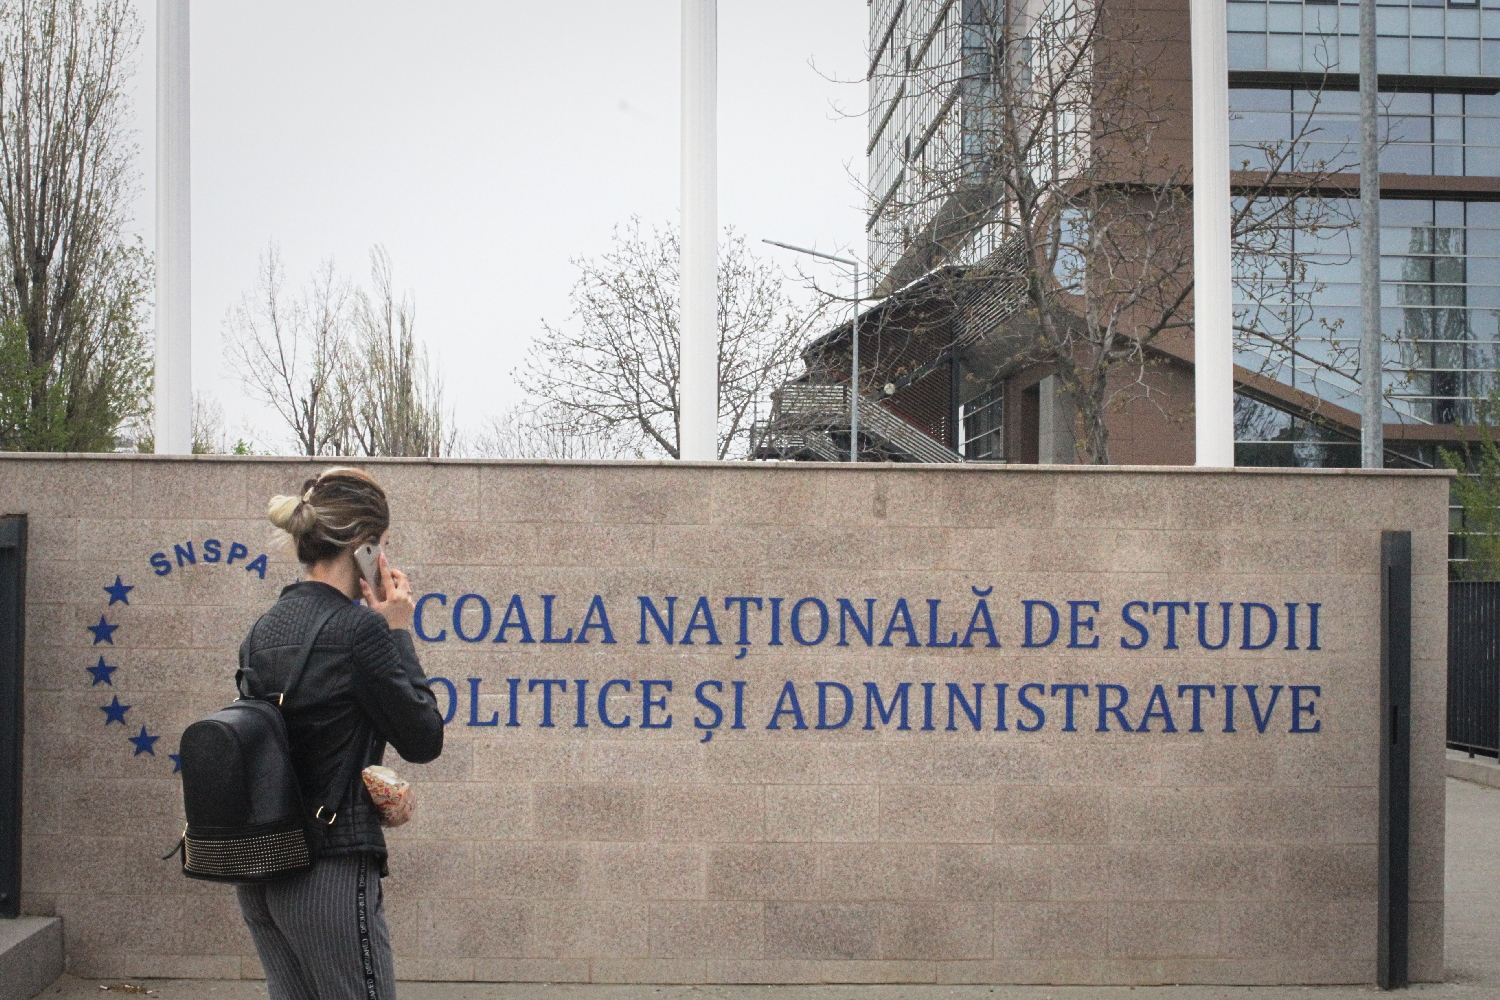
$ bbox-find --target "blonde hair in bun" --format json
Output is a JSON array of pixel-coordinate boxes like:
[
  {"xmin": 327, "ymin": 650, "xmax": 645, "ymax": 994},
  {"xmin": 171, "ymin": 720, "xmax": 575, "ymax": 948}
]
[
  {"xmin": 266, "ymin": 493, "xmax": 318, "ymax": 537},
  {"xmin": 266, "ymin": 467, "xmax": 389, "ymax": 565}
]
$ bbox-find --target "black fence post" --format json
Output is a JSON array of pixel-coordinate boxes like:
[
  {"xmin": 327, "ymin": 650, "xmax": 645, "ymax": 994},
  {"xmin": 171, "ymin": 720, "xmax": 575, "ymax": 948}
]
[
  {"xmin": 1379, "ymin": 530, "xmax": 1411, "ymax": 990},
  {"xmin": 0, "ymin": 515, "xmax": 27, "ymax": 919}
]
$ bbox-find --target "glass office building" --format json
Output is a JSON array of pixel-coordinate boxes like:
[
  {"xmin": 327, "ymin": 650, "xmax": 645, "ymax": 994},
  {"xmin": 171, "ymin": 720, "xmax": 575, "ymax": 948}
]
[{"xmin": 1227, "ymin": 0, "xmax": 1500, "ymax": 467}]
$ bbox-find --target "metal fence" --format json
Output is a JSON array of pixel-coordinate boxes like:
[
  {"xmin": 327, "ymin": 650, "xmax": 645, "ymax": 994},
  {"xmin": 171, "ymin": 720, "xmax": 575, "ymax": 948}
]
[{"xmin": 1449, "ymin": 580, "xmax": 1500, "ymax": 758}]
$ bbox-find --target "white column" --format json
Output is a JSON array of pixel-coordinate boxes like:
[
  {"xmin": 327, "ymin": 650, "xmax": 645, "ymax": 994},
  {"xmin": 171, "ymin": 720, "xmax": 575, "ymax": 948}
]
[
  {"xmin": 1191, "ymin": 0, "xmax": 1234, "ymax": 467},
  {"xmin": 678, "ymin": 0, "xmax": 718, "ymax": 461},
  {"xmin": 154, "ymin": 0, "xmax": 192, "ymax": 455}
]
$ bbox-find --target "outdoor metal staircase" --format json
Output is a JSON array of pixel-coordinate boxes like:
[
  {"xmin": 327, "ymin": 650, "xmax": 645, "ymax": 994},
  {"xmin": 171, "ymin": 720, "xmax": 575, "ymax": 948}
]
[{"xmin": 756, "ymin": 383, "xmax": 962, "ymax": 463}]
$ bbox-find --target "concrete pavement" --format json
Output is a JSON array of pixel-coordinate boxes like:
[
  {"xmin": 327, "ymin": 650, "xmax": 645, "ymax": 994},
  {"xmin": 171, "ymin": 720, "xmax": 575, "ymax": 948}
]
[{"xmin": 32, "ymin": 778, "xmax": 1500, "ymax": 1000}]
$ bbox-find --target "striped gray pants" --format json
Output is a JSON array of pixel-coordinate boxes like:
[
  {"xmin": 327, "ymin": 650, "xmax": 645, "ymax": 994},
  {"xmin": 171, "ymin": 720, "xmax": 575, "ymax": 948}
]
[{"xmin": 237, "ymin": 852, "xmax": 396, "ymax": 1000}]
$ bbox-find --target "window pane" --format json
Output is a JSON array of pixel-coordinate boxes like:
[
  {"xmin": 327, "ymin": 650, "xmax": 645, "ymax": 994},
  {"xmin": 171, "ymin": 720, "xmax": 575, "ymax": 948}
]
[
  {"xmin": 1232, "ymin": 88, "xmax": 1291, "ymax": 111},
  {"xmin": 1269, "ymin": 4, "xmax": 1304, "ymax": 30},
  {"xmin": 1452, "ymin": 9, "xmax": 1483, "ymax": 36},
  {"xmin": 1228, "ymin": 2, "xmax": 1269, "ymax": 30},
  {"xmin": 1412, "ymin": 37, "xmax": 1447, "ymax": 72},
  {"xmin": 1412, "ymin": 8, "xmax": 1446, "ymax": 34},
  {"xmin": 1269, "ymin": 33, "xmax": 1304, "ymax": 69},
  {"xmin": 1378, "ymin": 35, "xmax": 1412, "ymax": 71},
  {"xmin": 1229, "ymin": 32, "xmax": 1270, "ymax": 68},
  {"xmin": 1450, "ymin": 38, "xmax": 1482, "ymax": 74}
]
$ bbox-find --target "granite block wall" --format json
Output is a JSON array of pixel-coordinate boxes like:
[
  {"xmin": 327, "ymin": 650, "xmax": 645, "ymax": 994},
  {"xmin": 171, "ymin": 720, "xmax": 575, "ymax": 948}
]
[{"xmin": 3, "ymin": 456, "xmax": 1449, "ymax": 984}]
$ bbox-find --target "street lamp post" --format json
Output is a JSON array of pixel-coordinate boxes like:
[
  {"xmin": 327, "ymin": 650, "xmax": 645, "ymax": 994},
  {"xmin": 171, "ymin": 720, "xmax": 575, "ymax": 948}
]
[
  {"xmin": 1359, "ymin": 0, "xmax": 1383, "ymax": 469},
  {"xmin": 763, "ymin": 240, "xmax": 861, "ymax": 462}
]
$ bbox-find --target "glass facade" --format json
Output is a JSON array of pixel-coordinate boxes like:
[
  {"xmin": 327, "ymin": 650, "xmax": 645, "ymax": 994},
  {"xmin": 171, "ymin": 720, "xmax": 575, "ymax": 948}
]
[
  {"xmin": 1235, "ymin": 198, "xmax": 1500, "ymax": 427},
  {"xmin": 1227, "ymin": 0, "xmax": 1500, "ymax": 76},
  {"xmin": 1231, "ymin": 87, "xmax": 1500, "ymax": 176},
  {"xmin": 1234, "ymin": 393, "xmax": 1362, "ymax": 466}
]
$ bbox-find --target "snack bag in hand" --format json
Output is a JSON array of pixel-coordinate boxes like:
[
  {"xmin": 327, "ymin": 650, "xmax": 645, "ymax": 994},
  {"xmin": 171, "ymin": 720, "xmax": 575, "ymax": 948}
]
[{"xmin": 361, "ymin": 765, "xmax": 416, "ymax": 827}]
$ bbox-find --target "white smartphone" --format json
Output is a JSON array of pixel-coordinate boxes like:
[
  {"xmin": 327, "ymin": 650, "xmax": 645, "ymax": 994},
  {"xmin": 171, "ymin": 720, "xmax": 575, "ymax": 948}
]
[{"xmin": 354, "ymin": 541, "xmax": 385, "ymax": 601}]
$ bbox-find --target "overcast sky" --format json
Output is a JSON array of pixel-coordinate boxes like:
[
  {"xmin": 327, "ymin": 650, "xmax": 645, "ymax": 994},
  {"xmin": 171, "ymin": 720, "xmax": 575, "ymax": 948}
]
[{"xmin": 124, "ymin": 1, "xmax": 868, "ymax": 449}]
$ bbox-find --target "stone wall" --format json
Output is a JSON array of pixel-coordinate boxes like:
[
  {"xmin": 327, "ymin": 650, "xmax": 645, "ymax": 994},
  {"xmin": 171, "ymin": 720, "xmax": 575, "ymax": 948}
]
[{"xmin": 4, "ymin": 456, "xmax": 1450, "ymax": 985}]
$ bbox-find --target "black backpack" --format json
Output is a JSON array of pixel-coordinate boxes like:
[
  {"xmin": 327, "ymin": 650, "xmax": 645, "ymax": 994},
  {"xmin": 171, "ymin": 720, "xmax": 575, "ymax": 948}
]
[{"xmin": 171, "ymin": 604, "xmax": 362, "ymax": 884}]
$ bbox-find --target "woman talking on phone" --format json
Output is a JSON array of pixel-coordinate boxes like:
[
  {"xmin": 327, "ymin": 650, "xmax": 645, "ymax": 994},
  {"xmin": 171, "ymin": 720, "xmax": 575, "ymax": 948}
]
[{"xmin": 238, "ymin": 467, "xmax": 443, "ymax": 999}]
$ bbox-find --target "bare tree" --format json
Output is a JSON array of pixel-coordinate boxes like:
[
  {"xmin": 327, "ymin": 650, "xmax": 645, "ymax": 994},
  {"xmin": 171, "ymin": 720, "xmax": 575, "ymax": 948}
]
[
  {"xmin": 223, "ymin": 246, "xmax": 354, "ymax": 456},
  {"xmin": 521, "ymin": 220, "xmax": 819, "ymax": 459},
  {"xmin": 191, "ymin": 391, "xmax": 225, "ymax": 454},
  {"xmin": 344, "ymin": 247, "xmax": 453, "ymax": 457},
  {"xmin": 468, "ymin": 401, "xmax": 633, "ymax": 460},
  {"xmin": 865, "ymin": 0, "xmax": 1355, "ymax": 463},
  {"xmin": 0, "ymin": 0, "xmax": 152, "ymax": 451}
]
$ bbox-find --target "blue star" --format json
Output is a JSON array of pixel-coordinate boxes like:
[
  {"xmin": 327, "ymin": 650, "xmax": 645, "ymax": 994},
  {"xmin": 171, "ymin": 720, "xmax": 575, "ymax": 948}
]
[
  {"xmin": 103, "ymin": 576, "xmax": 133, "ymax": 605},
  {"xmin": 169, "ymin": 753, "xmax": 183, "ymax": 774},
  {"xmin": 86, "ymin": 657, "xmax": 117, "ymax": 686},
  {"xmin": 129, "ymin": 726, "xmax": 159, "ymax": 756},
  {"xmin": 87, "ymin": 616, "xmax": 117, "ymax": 645},
  {"xmin": 100, "ymin": 696, "xmax": 130, "ymax": 725}
]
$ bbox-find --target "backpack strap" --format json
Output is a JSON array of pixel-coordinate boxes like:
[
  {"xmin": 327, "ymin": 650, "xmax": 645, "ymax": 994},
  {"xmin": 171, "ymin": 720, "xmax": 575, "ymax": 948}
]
[
  {"xmin": 309, "ymin": 722, "xmax": 376, "ymax": 828},
  {"xmin": 237, "ymin": 602, "xmax": 343, "ymax": 705},
  {"xmin": 273, "ymin": 603, "xmax": 344, "ymax": 706}
]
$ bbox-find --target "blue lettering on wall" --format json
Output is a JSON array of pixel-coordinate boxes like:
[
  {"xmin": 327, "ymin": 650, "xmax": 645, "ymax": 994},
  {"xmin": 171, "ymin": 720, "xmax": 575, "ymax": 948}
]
[
  {"xmin": 946, "ymin": 682, "xmax": 983, "ymax": 731},
  {"xmin": 766, "ymin": 681, "xmax": 808, "ymax": 730},
  {"xmin": 1137, "ymin": 684, "xmax": 1178, "ymax": 733},
  {"xmin": 1290, "ymin": 685, "xmax": 1322, "ymax": 732},
  {"xmin": 816, "ymin": 681, "xmax": 854, "ymax": 729},
  {"xmin": 1051, "ymin": 683, "xmax": 1090, "ymax": 732},
  {"xmin": 415, "ymin": 593, "xmax": 448, "ymax": 641},
  {"xmin": 791, "ymin": 598, "xmax": 829, "ymax": 646},
  {"xmin": 1097, "ymin": 683, "xmax": 1132, "ymax": 732},
  {"xmin": 1120, "ymin": 602, "xmax": 1150, "ymax": 650},
  {"xmin": 599, "ymin": 679, "xmax": 633, "ymax": 728},
  {"xmin": 681, "ymin": 597, "xmax": 721, "ymax": 645},
  {"xmin": 641, "ymin": 680, "xmax": 673, "ymax": 728},
  {"xmin": 467, "ymin": 678, "xmax": 499, "ymax": 726},
  {"xmin": 1178, "ymin": 684, "xmax": 1216, "ymax": 732},
  {"xmin": 881, "ymin": 599, "xmax": 920, "ymax": 647},
  {"xmin": 1023, "ymin": 601, "xmax": 1060, "ymax": 647},
  {"xmin": 496, "ymin": 595, "xmax": 535, "ymax": 643},
  {"xmin": 528, "ymin": 679, "xmax": 568, "ymax": 726},
  {"xmin": 838, "ymin": 598, "xmax": 876, "ymax": 646},
  {"xmin": 1245, "ymin": 684, "xmax": 1283, "ymax": 733},
  {"xmin": 639, "ymin": 596, "xmax": 676, "ymax": 645},
  {"xmin": 1241, "ymin": 603, "xmax": 1278, "ymax": 650},
  {"xmin": 1016, "ymin": 683, "xmax": 1046, "ymax": 731},
  {"xmin": 149, "ymin": 540, "xmax": 266, "ymax": 577},
  {"xmin": 1068, "ymin": 601, "xmax": 1101, "ymax": 649},
  {"xmin": 695, "ymin": 680, "xmax": 724, "ymax": 742},
  {"xmin": 864, "ymin": 681, "xmax": 911, "ymax": 730},
  {"xmin": 577, "ymin": 596, "xmax": 616, "ymax": 644},
  {"xmin": 420, "ymin": 675, "xmax": 1328, "ymax": 737},
  {"xmin": 541, "ymin": 596, "xmax": 575, "ymax": 644},
  {"xmin": 430, "ymin": 677, "xmax": 458, "ymax": 724},
  {"xmin": 454, "ymin": 594, "xmax": 492, "ymax": 642}
]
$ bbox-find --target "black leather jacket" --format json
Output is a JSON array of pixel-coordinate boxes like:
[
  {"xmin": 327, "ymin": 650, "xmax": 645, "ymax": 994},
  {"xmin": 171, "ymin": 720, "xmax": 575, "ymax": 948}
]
[{"xmin": 238, "ymin": 581, "xmax": 443, "ymax": 869}]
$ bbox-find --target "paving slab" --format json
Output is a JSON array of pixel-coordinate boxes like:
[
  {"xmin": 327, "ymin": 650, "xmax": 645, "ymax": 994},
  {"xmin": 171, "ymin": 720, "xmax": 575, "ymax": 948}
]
[{"xmin": 30, "ymin": 778, "xmax": 1500, "ymax": 1000}]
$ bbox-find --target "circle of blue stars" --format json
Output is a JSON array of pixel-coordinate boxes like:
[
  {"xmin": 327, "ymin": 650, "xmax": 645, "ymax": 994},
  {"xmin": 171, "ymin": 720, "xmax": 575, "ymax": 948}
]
[{"xmin": 89, "ymin": 575, "xmax": 178, "ymax": 772}]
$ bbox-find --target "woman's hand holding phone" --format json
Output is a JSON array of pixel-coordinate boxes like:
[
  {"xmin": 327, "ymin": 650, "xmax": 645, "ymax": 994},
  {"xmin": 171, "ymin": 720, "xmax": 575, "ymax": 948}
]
[{"xmin": 361, "ymin": 552, "xmax": 414, "ymax": 632}]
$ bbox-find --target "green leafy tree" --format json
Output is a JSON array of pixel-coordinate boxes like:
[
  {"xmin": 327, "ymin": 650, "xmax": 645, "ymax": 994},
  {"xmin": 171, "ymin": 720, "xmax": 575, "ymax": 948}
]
[
  {"xmin": 0, "ymin": 0, "xmax": 153, "ymax": 451},
  {"xmin": 1443, "ymin": 391, "xmax": 1500, "ymax": 580}
]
